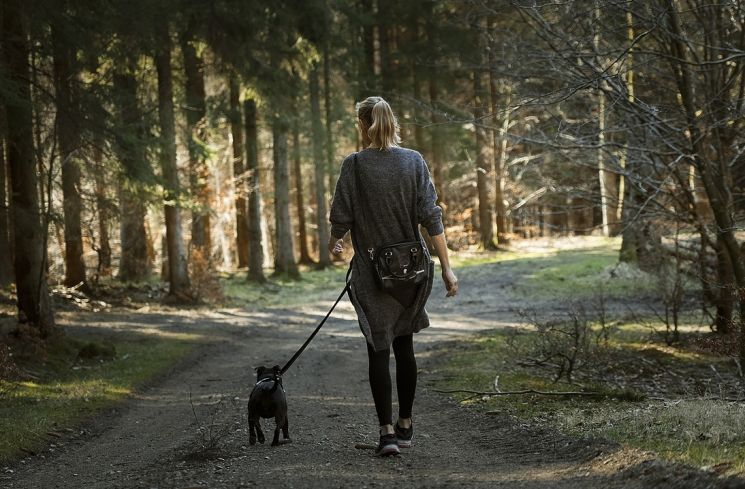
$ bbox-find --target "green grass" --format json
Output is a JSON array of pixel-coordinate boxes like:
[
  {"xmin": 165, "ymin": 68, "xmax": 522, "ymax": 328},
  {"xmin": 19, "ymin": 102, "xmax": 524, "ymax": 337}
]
[
  {"xmin": 562, "ymin": 399, "xmax": 745, "ymax": 471},
  {"xmin": 0, "ymin": 330, "xmax": 200, "ymax": 462},
  {"xmin": 450, "ymin": 249, "xmax": 544, "ymax": 268},
  {"xmin": 221, "ymin": 264, "xmax": 349, "ymax": 309},
  {"xmin": 516, "ymin": 248, "xmax": 655, "ymax": 298},
  {"xmin": 451, "ymin": 238, "xmax": 658, "ymax": 300},
  {"xmin": 436, "ymin": 326, "xmax": 745, "ymax": 474}
]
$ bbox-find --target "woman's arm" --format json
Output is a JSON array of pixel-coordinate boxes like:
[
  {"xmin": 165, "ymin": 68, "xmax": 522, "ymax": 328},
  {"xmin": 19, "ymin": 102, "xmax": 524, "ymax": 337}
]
[
  {"xmin": 430, "ymin": 233, "xmax": 458, "ymax": 297},
  {"xmin": 328, "ymin": 156, "xmax": 354, "ymax": 256}
]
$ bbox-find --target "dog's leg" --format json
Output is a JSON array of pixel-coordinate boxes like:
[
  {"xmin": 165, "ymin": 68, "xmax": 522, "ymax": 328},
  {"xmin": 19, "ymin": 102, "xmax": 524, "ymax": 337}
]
[
  {"xmin": 282, "ymin": 416, "xmax": 290, "ymax": 442},
  {"xmin": 248, "ymin": 416, "xmax": 257, "ymax": 446},
  {"xmin": 255, "ymin": 420, "xmax": 265, "ymax": 444},
  {"xmin": 271, "ymin": 416, "xmax": 281, "ymax": 446}
]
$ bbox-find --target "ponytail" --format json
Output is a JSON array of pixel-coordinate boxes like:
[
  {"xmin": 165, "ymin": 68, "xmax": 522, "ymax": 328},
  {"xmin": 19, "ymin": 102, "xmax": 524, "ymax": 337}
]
[{"xmin": 356, "ymin": 96, "xmax": 401, "ymax": 150}]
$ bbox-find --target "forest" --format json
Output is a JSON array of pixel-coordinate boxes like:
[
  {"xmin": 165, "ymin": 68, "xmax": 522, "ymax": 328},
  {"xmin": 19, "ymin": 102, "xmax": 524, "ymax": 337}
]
[{"xmin": 1, "ymin": 0, "xmax": 745, "ymax": 486}]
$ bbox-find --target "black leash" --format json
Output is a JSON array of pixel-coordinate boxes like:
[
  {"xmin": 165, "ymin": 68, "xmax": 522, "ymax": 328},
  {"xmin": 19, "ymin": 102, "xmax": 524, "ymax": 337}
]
[{"xmin": 279, "ymin": 274, "xmax": 352, "ymax": 375}]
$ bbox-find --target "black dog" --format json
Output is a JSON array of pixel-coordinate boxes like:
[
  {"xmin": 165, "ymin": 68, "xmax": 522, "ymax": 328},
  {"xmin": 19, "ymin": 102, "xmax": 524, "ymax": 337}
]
[{"xmin": 247, "ymin": 365, "xmax": 290, "ymax": 446}]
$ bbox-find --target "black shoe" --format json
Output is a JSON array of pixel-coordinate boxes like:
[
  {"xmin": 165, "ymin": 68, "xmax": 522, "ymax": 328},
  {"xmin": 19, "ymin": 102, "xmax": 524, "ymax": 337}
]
[
  {"xmin": 395, "ymin": 422, "xmax": 413, "ymax": 448},
  {"xmin": 375, "ymin": 433, "xmax": 400, "ymax": 457}
]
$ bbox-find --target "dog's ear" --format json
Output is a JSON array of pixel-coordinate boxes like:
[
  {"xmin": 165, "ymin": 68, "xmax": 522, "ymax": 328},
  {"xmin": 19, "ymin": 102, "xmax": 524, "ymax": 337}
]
[{"xmin": 255, "ymin": 366, "xmax": 267, "ymax": 375}]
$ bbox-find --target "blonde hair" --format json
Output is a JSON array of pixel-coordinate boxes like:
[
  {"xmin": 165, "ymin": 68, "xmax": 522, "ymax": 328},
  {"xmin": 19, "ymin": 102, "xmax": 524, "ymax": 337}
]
[{"xmin": 356, "ymin": 96, "xmax": 401, "ymax": 150}]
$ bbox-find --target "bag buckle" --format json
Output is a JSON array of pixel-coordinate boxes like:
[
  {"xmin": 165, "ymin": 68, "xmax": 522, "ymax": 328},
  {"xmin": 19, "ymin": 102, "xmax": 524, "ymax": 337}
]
[{"xmin": 368, "ymin": 248, "xmax": 375, "ymax": 260}]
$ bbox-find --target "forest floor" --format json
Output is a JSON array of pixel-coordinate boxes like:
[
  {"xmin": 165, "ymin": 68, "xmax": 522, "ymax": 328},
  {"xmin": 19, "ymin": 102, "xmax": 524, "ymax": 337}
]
[{"xmin": 2, "ymin": 236, "xmax": 744, "ymax": 488}]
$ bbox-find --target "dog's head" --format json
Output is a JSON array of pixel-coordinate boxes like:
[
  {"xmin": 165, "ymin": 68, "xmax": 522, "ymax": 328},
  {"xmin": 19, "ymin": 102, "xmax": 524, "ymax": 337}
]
[{"xmin": 255, "ymin": 364, "xmax": 281, "ymax": 383}]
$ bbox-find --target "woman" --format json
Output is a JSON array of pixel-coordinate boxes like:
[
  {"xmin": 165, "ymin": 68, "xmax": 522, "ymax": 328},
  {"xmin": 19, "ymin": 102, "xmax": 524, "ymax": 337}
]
[{"xmin": 328, "ymin": 96, "xmax": 458, "ymax": 457}]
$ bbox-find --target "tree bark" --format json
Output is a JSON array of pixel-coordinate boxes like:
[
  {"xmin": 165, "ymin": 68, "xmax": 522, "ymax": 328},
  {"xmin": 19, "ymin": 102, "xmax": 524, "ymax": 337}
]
[
  {"xmin": 292, "ymin": 117, "xmax": 312, "ymax": 265},
  {"xmin": 112, "ymin": 63, "xmax": 151, "ymax": 281},
  {"xmin": 593, "ymin": 2, "xmax": 618, "ymax": 238},
  {"xmin": 52, "ymin": 21, "xmax": 87, "ymax": 289},
  {"xmin": 243, "ymin": 99, "xmax": 266, "ymax": 283},
  {"xmin": 3, "ymin": 0, "xmax": 55, "ymax": 333},
  {"xmin": 426, "ymin": 6, "xmax": 445, "ymax": 222},
  {"xmin": 322, "ymin": 44, "xmax": 335, "ymax": 252},
  {"xmin": 473, "ymin": 64, "xmax": 496, "ymax": 250},
  {"xmin": 0, "ymin": 106, "xmax": 12, "ymax": 286},
  {"xmin": 410, "ymin": 14, "xmax": 425, "ymax": 153},
  {"xmin": 181, "ymin": 26, "xmax": 211, "ymax": 254},
  {"xmin": 488, "ymin": 18, "xmax": 509, "ymax": 246},
  {"xmin": 92, "ymin": 139, "xmax": 111, "ymax": 278},
  {"xmin": 615, "ymin": 10, "xmax": 634, "ymax": 231},
  {"xmin": 155, "ymin": 20, "xmax": 190, "ymax": 297},
  {"xmin": 272, "ymin": 117, "xmax": 299, "ymax": 277},
  {"xmin": 377, "ymin": 0, "xmax": 393, "ymax": 94},
  {"xmin": 230, "ymin": 75, "xmax": 250, "ymax": 269},
  {"xmin": 311, "ymin": 63, "xmax": 331, "ymax": 268}
]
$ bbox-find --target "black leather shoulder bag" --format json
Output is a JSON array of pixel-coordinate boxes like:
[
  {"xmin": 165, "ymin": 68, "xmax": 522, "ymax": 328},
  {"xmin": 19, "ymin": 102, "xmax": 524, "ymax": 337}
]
[{"xmin": 352, "ymin": 153, "xmax": 429, "ymax": 290}]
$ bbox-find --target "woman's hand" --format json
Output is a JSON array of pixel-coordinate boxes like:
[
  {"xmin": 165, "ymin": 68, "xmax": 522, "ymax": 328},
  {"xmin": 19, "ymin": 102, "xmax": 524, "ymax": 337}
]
[
  {"xmin": 328, "ymin": 237, "xmax": 344, "ymax": 256},
  {"xmin": 442, "ymin": 267, "xmax": 458, "ymax": 297}
]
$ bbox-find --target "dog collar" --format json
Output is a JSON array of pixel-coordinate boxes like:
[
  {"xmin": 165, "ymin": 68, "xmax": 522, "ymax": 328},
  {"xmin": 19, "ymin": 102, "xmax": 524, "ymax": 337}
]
[{"xmin": 254, "ymin": 376, "xmax": 282, "ymax": 385}]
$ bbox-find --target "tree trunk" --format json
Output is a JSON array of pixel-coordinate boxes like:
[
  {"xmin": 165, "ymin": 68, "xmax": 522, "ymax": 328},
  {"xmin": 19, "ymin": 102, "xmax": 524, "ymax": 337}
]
[
  {"xmin": 311, "ymin": 63, "xmax": 331, "ymax": 268},
  {"xmin": 377, "ymin": 0, "xmax": 393, "ymax": 94},
  {"xmin": 322, "ymin": 44, "xmax": 335, "ymax": 252},
  {"xmin": 488, "ymin": 18, "xmax": 509, "ymax": 246},
  {"xmin": 92, "ymin": 139, "xmax": 111, "ymax": 278},
  {"xmin": 112, "ymin": 64, "xmax": 151, "ymax": 281},
  {"xmin": 410, "ymin": 15, "xmax": 425, "ymax": 153},
  {"xmin": 181, "ymin": 26, "xmax": 211, "ymax": 254},
  {"xmin": 155, "ymin": 21, "xmax": 191, "ymax": 297},
  {"xmin": 615, "ymin": 10, "xmax": 634, "ymax": 231},
  {"xmin": 596, "ymin": 90, "xmax": 617, "ymax": 237},
  {"xmin": 52, "ymin": 22, "xmax": 87, "ymax": 289},
  {"xmin": 473, "ymin": 65, "xmax": 496, "ymax": 250},
  {"xmin": 0, "ymin": 106, "xmax": 12, "ymax": 286},
  {"xmin": 618, "ymin": 164, "xmax": 639, "ymax": 263},
  {"xmin": 3, "ymin": 0, "xmax": 55, "ymax": 333},
  {"xmin": 593, "ymin": 2, "xmax": 618, "ymax": 237},
  {"xmin": 714, "ymin": 235, "xmax": 734, "ymax": 334},
  {"xmin": 359, "ymin": 0, "xmax": 376, "ymax": 93},
  {"xmin": 244, "ymin": 99, "xmax": 266, "ymax": 283},
  {"xmin": 230, "ymin": 75, "xmax": 250, "ymax": 269},
  {"xmin": 426, "ymin": 7, "xmax": 445, "ymax": 222},
  {"xmin": 665, "ymin": 0, "xmax": 745, "ymax": 363},
  {"xmin": 292, "ymin": 117, "xmax": 313, "ymax": 265},
  {"xmin": 118, "ymin": 186, "xmax": 149, "ymax": 281},
  {"xmin": 272, "ymin": 117, "xmax": 299, "ymax": 277}
]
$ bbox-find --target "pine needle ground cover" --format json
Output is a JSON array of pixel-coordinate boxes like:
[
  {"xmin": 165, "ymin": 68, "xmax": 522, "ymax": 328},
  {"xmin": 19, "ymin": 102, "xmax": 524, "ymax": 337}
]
[{"xmin": 434, "ymin": 238, "xmax": 745, "ymax": 475}]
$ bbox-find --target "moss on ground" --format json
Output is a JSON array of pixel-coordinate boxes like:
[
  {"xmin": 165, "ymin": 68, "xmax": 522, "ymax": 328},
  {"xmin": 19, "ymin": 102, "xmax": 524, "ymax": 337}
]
[
  {"xmin": 0, "ymin": 331, "xmax": 200, "ymax": 462},
  {"xmin": 221, "ymin": 264, "xmax": 349, "ymax": 309}
]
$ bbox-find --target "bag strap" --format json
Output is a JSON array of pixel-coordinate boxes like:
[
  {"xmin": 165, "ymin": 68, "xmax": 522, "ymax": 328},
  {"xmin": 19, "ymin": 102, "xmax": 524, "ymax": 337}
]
[{"xmin": 351, "ymin": 152, "xmax": 420, "ymax": 250}]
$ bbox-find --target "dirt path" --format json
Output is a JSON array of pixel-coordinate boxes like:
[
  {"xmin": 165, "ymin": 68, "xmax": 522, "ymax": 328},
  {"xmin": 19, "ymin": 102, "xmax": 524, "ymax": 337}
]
[{"xmin": 3, "ymin": 244, "xmax": 742, "ymax": 488}]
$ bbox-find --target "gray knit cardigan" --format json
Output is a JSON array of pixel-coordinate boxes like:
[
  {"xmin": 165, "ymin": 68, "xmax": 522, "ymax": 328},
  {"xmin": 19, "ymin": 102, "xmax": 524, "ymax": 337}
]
[{"xmin": 329, "ymin": 147, "xmax": 444, "ymax": 351}]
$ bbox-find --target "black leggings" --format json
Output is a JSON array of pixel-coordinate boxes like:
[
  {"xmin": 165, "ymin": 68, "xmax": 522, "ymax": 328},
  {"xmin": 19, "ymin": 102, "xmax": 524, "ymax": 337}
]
[{"xmin": 366, "ymin": 334, "xmax": 417, "ymax": 426}]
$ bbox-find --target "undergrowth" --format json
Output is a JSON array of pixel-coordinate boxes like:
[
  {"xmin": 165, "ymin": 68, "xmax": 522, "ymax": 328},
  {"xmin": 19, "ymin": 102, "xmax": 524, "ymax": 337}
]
[
  {"xmin": 436, "ymin": 238, "xmax": 744, "ymax": 475},
  {"xmin": 0, "ymin": 330, "xmax": 199, "ymax": 462},
  {"xmin": 435, "ymin": 325, "xmax": 745, "ymax": 474}
]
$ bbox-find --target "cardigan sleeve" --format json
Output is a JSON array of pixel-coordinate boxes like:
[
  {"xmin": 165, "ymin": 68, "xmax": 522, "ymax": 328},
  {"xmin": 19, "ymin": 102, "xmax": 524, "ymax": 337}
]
[
  {"xmin": 329, "ymin": 155, "xmax": 354, "ymax": 239},
  {"xmin": 416, "ymin": 153, "xmax": 444, "ymax": 236}
]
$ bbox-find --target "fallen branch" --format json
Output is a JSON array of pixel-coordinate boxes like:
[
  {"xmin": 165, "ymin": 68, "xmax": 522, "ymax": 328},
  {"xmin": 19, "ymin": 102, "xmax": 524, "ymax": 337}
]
[{"xmin": 433, "ymin": 388, "xmax": 602, "ymax": 398}]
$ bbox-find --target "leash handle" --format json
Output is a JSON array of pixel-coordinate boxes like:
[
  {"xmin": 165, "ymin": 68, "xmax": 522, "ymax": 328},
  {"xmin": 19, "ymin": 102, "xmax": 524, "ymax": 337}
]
[{"xmin": 279, "ymin": 278, "xmax": 351, "ymax": 375}]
